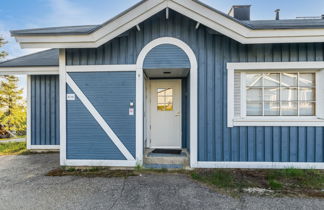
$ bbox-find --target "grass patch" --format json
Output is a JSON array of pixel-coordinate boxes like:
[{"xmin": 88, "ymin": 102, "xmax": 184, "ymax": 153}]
[
  {"xmin": 0, "ymin": 142, "xmax": 27, "ymax": 155},
  {"xmin": 190, "ymin": 169, "xmax": 324, "ymax": 197}
]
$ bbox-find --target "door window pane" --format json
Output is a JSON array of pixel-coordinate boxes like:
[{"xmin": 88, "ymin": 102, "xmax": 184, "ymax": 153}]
[{"xmin": 157, "ymin": 88, "xmax": 173, "ymax": 111}]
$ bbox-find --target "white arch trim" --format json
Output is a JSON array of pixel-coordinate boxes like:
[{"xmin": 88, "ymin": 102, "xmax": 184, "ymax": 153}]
[{"xmin": 135, "ymin": 37, "xmax": 198, "ymax": 167}]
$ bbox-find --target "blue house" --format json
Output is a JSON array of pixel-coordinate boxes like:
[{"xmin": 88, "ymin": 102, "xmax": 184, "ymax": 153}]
[{"xmin": 1, "ymin": 0, "xmax": 324, "ymax": 169}]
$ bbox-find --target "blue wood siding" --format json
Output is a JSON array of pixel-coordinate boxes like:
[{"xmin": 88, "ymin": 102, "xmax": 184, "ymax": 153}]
[
  {"xmin": 31, "ymin": 75, "xmax": 59, "ymax": 145},
  {"xmin": 66, "ymin": 9, "xmax": 324, "ymax": 162},
  {"xmin": 66, "ymin": 72, "xmax": 136, "ymax": 160},
  {"xmin": 143, "ymin": 44, "xmax": 190, "ymax": 69}
]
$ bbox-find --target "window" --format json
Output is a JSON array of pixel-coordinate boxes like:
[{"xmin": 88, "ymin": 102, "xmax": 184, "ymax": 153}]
[
  {"xmin": 157, "ymin": 88, "xmax": 173, "ymax": 111},
  {"xmin": 246, "ymin": 73, "xmax": 316, "ymax": 116},
  {"xmin": 227, "ymin": 62, "xmax": 324, "ymax": 127}
]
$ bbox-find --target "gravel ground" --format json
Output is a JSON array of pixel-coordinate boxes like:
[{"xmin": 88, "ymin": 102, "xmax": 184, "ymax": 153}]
[{"xmin": 0, "ymin": 154, "xmax": 323, "ymax": 210}]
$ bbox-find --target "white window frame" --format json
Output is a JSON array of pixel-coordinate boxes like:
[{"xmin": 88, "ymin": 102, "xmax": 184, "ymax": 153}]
[{"xmin": 227, "ymin": 62, "xmax": 324, "ymax": 127}]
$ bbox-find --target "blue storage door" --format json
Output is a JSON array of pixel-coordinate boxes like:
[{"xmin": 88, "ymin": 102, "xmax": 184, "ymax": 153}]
[{"xmin": 66, "ymin": 72, "xmax": 136, "ymax": 161}]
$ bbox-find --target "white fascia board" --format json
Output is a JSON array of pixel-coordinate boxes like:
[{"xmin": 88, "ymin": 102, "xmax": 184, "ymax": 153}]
[
  {"xmin": 0, "ymin": 67, "xmax": 59, "ymax": 75},
  {"xmin": 14, "ymin": 0, "xmax": 324, "ymax": 48}
]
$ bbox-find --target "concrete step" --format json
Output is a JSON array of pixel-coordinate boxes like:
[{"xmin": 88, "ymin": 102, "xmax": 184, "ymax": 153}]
[
  {"xmin": 143, "ymin": 163, "xmax": 184, "ymax": 169},
  {"xmin": 143, "ymin": 156, "xmax": 189, "ymax": 165}
]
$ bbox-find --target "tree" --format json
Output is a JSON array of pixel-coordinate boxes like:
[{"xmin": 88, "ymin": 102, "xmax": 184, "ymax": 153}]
[
  {"xmin": 0, "ymin": 36, "xmax": 7, "ymax": 59},
  {"xmin": 0, "ymin": 76, "xmax": 26, "ymax": 135}
]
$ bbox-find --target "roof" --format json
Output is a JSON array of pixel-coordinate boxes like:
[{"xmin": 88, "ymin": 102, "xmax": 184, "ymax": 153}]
[
  {"xmin": 10, "ymin": 0, "xmax": 324, "ymax": 47},
  {"xmin": 0, "ymin": 49, "xmax": 58, "ymax": 67},
  {"xmin": 243, "ymin": 19, "xmax": 324, "ymax": 29},
  {"xmin": 11, "ymin": 25, "xmax": 99, "ymax": 36}
]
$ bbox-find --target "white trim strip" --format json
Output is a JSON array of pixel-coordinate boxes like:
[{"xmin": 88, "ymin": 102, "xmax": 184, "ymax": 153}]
[
  {"xmin": 66, "ymin": 74, "xmax": 135, "ymax": 161},
  {"xmin": 227, "ymin": 62, "xmax": 324, "ymax": 70},
  {"xmin": 26, "ymin": 75, "xmax": 31, "ymax": 150},
  {"xmin": 0, "ymin": 67, "xmax": 59, "ymax": 75},
  {"xmin": 65, "ymin": 160, "xmax": 136, "ymax": 167},
  {"xmin": 59, "ymin": 49, "xmax": 67, "ymax": 165},
  {"xmin": 66, "ymin": 65, "xmax": 137, "ymax": 72},
  {"xmin": 29, "ymin": 145, "xmax": 60, "ymax": 150},
  {"xmin": 195, "ymin": 161, "xmax": 324, "ymax": 169}
]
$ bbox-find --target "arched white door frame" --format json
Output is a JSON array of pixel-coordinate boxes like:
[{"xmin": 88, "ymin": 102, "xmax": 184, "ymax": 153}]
[{"xmin": 136, "ymin": 37, "xmax": 198, "ymax": 167}]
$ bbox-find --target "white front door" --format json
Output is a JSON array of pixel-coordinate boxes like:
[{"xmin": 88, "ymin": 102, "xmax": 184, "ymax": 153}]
[{"xmin": 150, "ymin": 80, "xmax": 181, "ymax": 148}]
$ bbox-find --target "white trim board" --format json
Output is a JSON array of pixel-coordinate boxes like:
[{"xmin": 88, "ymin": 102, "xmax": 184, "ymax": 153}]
[
  {"xmin": 227, "ymin": 61, "xmax": 324, "ymax": 127},
  {"xmin": 66, "ymin": 74, "xmax": 135, "ymax": 161},
  {"xmin": 59, "ymin": 49, "xmax": 67, "ymax": 165},
  {"xmin": 28, "ymin": 145, "xmax": 60, "ymax": 150},
  {"xmin": 26, "ymin": 75, "xmax": 31, "ymax": 150},
  {"xmin": 66, "ymin": 65, "xmax": 137, "ymax": 72},
  {"xmin": 136, "ymin": 37, "xmax": 198, "ymax": 167},
  {"xmin": 195, "ymin": 161, "xmax": 324, "ymax": 169},
  {"xmin": 0, "ymin": 67, "xmax": 58, "ymax": 75},
  {"xmin": 14, "ymin": 0, "xmax": 324, "ymax": 49},
  {"xmin": 64, "ymin": 160, "xmax": 136, "ymax": 167}
]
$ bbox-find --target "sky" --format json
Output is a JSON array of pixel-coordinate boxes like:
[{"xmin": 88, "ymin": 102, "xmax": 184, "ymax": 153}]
[{"xmin": 1, "ymin": 0, "xmax": 324, "ymax": 97}]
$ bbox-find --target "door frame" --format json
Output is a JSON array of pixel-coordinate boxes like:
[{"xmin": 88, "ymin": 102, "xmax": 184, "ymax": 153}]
[
  {"xmin": 146, "ymin": 79, "xmax": 182, "ymax": 149},
  {"xmin": 136, "ymin": 37, "xmax": 198, "ymax": 167}
]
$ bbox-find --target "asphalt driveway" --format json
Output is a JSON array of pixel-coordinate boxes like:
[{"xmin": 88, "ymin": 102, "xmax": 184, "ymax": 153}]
[{"xmin": 0, "ymin": 154, "xmax": 323, "ymax": 210}]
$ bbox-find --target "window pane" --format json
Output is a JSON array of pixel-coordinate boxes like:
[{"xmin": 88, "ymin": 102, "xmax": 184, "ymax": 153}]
[
  {"xmin": 157, "ymin": 104, "xmax": 165, "ymax": 111},
  {"xmin": 157, "ymin": 88, "xmax": 166, "ymax": 97},
  {"xmin": 299, "ymin": 73, "xmax": 315, "ymax": 87},
  {"xmin": 246, "ymin": 74, "xmax": 262, "ymax": 87},
  {"xmin": 281, "ymin": 87, "xmax": 298, "ymax": 101},
  {"xmin": 165, "ymin": 88, "xmax": 173, "ymax": 96},
  {"xmin": 299, "ymin": 102, "xmax": 315, "ymax": 116},
  {"xmin": 246, "ymin": 88, "xmax": 262, "ymax": 101},
  {"xmin": 165, "ymin": 96, "xmax": 173, "ymax": 104},
  {"xmin": 281, "ymin": 73, "xmax": 298, "ymax": 87},
  {"xmin": 264, "ymin": 102, "xmax": 280, "ymax": 116},
  {"xmin": 158, "ymin": 96, "xmax": 165, "ymax": 104},
  {"xmin": 299, "ymin": 88, "xmax": 315, "ymax": 101},
  {"xmin": 281, "ymin": 102, "xmax": 298, "ymax": 116},
  {"xmin": 264, "ymin": 73, "xmax": 280, "ymax": 87},
  {"xmin": 247, "ymin": 103, "xmax": 263, "ymax": 116},
  {"xmin": 264, "ymin": 88, "xmax": 279, "ymax": 101}
]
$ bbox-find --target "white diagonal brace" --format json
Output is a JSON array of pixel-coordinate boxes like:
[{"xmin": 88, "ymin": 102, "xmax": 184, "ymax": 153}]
[{"xmin": 66, "ymin": 74, "xmax": 135, "ymax": 161}]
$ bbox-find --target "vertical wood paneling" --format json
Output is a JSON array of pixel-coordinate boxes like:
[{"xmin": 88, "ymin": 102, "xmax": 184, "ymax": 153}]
[
  {"xmin": 31, "ymin": 75, "xmax": 59, "ymax": 146},
  {"xmin": 65, "ymin": 9, "xmax": 324, "ymax": 162}
]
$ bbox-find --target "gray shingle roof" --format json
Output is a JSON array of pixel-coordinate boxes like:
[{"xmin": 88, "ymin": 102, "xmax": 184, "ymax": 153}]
[
  {"xmin": 0, "ymin": 49, "xmax": 58, "ymax": 67},
  {"xmin": 11, "ymin": 25, "xmax": 99, "ymax": 36},
  {"xmin": 243, "ymin": 19, "xmax": 324, "ymax": 29}
]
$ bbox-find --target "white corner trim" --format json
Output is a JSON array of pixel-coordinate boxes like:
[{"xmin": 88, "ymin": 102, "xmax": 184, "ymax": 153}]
[
  {"xmin": 26, "ymin": 75, "xmax": 31, "ymax": 150},
  {"xmin": 66, "ymin": 65, "xmax": 137, "ymax": 72},
  {"xmin": 59, "ymin": 49, "xmax": 67, "ymax": 165},
  {"xmin": 136, "ymin": 37, "xmax": 198, "ymax": 167},
  {"xmin": 195, "ymin": 161, "xmax": 324, "ymax": 169},
  {"xmin": 0, "ymin": 67, "xmax": 59, "ymax": 75},
  {"xmin": 227, "ymin": 61, "xmax": 324, "ymax": 128},
  {"xmin": 64, "ymin": 159, "xmax": 136, "ymax": 167},
  {"xmin": 28, "ymin": 145, "xmax": 60, "ymax": 150},
  {"xmin": 14, "ymin": 0, "xmax": 324, "ymax": 49},
  {"xmin": 66, "ymin": 74, "xmax": 135, "ymax": 161}
]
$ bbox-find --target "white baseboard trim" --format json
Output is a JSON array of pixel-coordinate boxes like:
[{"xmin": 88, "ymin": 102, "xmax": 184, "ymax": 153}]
[
  {"xmin": 28, "ymin": 145, "xmax": 60, "ymax": 150},
  {"xmin": 194, "ymin": 161, "xmax": 324, "ymax": 169},
  {"xmin": 64, "ymin": 159, "xmax": 137, "ymax": 167}
]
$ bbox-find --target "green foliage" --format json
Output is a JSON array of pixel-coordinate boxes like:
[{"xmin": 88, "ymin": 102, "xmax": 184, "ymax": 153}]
[
  {"xmin": 191, "ymin": 169, "xmax": 235, "ymax": 188},
  {"xmin": 268, "ymin": 179, "xmax": 283, "ymax": 190},
  {"xmin": 0, "ymin": 36, "xmax": 7, "ymax": 59},
  {"xmin": 0, "ymin": 75, "xmax": 26, "ymax": 135},
  {"xmin": 0, "ymin": 142, "xmax": 26, "ymax": 155}
]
